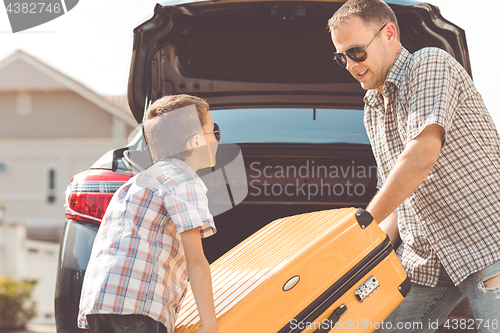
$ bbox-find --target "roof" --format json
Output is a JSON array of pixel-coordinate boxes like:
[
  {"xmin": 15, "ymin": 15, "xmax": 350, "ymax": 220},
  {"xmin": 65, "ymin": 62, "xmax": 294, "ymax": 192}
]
[
  {"xmin": 101, "ymin": 95, "xmax": 135, "ymax": 120},
  {"xmin": 0, "ymin": 50, "xmax": 137, "ymax": 126}
]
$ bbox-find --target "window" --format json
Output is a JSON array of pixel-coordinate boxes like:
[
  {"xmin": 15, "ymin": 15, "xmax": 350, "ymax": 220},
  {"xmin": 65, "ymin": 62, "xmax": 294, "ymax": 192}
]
[
  {"xmin": 210, "ymin": 108, "xmax": 369, "ymax": 144},
  {"xmin": 0, "ymin": 161, "xmax": 8, "ymax": 174},
  {"xmin": 47, "ymin": 168, "xmax": 57, "ymax": 204},
  {"xmin": 17, "ymin": 92, "xmax": 32, "ymax": 116}
]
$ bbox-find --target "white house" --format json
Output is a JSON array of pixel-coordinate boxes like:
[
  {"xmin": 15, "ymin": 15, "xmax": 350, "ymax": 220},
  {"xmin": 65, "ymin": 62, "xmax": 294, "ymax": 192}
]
[
  {"xmin": 0, "ymin": 50, "xmax": 137, "ymax": 323},
  {"xmin": 0, "ymin": 50, "xmax": 136, "ymax": 230}
]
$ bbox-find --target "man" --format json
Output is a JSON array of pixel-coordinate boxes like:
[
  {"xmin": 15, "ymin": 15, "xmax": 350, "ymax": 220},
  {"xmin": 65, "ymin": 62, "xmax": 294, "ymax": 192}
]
[
  {"xmin": 78, "ymin": 95, "xmax": 220, "ymax": 333},
  {"xmin": 329, "ymin": 0, "xmax": 500, "ymax": 332}
]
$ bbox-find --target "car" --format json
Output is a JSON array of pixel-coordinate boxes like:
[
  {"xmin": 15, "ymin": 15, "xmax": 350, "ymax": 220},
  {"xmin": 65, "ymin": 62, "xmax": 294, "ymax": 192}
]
[{"xmin": 54, "ymin": 0, "xmax": 471, "ymax": 331}]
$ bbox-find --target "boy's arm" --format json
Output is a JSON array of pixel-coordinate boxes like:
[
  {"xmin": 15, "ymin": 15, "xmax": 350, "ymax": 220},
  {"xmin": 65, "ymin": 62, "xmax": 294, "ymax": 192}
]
[{"xmin": 180, "ymin": 228, "xmax": 218, "ymax": 333}]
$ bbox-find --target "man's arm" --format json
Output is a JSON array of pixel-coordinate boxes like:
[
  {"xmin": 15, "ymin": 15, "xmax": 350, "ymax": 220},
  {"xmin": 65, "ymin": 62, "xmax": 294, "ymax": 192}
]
[
  {"xmin": 180, "ymin": 228, "xmax": 218, "ymax": 333},
  {"xmin": 378, "ymin": 212, "xmax": 400, "ymax": 246},
  {"xmin": 366, "ymin": 124, "xmax": 444, "ymax": 224}
]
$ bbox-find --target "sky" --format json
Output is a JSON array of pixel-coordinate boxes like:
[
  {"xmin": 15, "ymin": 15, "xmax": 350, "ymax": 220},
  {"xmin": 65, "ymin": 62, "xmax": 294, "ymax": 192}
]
[{"xmin": 1, "ymin": 0, "xmax": 498, "ymax": 126}]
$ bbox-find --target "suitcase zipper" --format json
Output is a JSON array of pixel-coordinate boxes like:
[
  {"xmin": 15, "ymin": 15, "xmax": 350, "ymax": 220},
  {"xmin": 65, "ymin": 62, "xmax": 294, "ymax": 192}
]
[{"xmin": 278, "ymin": 235, "xmax": 393, "ymax": 333}]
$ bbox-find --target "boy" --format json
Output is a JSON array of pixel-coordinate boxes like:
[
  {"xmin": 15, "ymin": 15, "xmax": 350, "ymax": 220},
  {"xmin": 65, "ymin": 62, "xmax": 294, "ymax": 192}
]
[{"xmin": 78, "ymin": 94, "xmax": 221, "ymax": 333}]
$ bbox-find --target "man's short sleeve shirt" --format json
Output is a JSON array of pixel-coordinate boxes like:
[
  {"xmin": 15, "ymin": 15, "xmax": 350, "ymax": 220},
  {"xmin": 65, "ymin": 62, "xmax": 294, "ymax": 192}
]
[
  {"xmin": 78, "ymin": 159, "xmax": 216, "ymax": 332},
  {"xmin": 364, "ymin": 47, "xmax": 500, "ymax": 287}
]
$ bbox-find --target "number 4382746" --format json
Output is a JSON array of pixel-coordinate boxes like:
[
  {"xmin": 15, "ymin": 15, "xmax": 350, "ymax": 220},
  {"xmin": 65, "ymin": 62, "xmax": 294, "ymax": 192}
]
[
  {"xmin": 6, "ymin": 3, "xmax": 62, "ymax": 14},
  {"xmin": 443, "ymin": 318, "xmax": 498, "ymax": 330}
]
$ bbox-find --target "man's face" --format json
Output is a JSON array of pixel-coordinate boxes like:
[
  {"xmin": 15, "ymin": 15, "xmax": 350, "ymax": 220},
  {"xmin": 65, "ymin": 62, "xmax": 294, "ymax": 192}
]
[{"xmin": 331, "ymin": 16, "xmax": 389, "ymax": 92}]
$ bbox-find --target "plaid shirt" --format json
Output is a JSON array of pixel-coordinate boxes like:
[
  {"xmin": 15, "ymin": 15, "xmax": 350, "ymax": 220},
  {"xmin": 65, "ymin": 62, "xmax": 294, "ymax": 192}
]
[
  {"xmin": 364, "ymin": 47, "xmax": 500, "ymax": 287},
  {"xmin": 78, "ymin": 159, "xmax": 216, "ymax": 332}
]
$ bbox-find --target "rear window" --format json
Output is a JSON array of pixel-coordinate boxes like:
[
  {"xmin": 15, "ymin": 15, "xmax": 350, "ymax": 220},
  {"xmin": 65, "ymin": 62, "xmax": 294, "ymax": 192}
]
[{"xmin": 211, "ymin": 108, "xmax": 369, "ymax": 144}]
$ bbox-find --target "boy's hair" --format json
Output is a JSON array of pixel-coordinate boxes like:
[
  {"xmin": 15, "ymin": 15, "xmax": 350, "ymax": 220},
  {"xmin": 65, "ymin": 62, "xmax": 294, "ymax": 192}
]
[
  {"xmin": 143, "ymin": 94, "xmax": 210, "ymax": 162},
  {"xmin": 327, "ymin": 0, "xmax": 400, "ymax": 41}
]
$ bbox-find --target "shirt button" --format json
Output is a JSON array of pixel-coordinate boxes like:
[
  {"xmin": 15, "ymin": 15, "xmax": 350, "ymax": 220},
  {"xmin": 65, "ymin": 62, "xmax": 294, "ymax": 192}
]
[
  {"xmin": 388, "ymin": 133, "xmax": 394, "ymax": 139},
  {"xmin": 434, "ymin": 263, "xmax": 440, "ymax": 268}
]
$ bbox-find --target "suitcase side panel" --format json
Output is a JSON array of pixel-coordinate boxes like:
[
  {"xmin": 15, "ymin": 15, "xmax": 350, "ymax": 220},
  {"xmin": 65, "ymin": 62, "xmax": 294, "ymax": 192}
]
[
  {"xmin": 299, "ymin": 251, "xmax": 408, "ymax": 333},
  {"xmin": 278, "ymin": 236, "xmax": 395, "ymax": 333}
]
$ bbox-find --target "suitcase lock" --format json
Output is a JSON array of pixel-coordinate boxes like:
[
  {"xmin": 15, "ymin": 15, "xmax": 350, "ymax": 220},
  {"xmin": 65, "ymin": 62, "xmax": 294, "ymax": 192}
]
[{"xmin": 355, "ymin": 275, "xmax": 380, "ymax": 302}]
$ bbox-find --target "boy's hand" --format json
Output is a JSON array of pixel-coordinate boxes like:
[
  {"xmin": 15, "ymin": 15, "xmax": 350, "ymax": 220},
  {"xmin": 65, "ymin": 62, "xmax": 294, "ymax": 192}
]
[
  {"xmin": 180, "ymin": 228, "xmax": 219, "ymax": 333},
  {"xmin": 199, "ymin": 324, "xmax": 219, "ymax": 333}
]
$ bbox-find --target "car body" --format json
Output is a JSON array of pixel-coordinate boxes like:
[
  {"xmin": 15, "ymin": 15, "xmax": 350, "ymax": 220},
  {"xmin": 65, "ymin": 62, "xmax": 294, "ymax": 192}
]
[{"xmin": 54, "ymin": 0, "xmax": 470, "ymax": 331}]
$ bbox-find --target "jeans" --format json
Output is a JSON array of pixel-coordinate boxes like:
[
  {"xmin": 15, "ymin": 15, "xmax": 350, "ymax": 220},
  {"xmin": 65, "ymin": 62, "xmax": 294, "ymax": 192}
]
[
  {"xmin": 374, "ymin": 260, "xmax": 500, "ymax": 333},
  {"xmin": 87, "ymin": 314, "xmax": 168, "ymax": 333}
]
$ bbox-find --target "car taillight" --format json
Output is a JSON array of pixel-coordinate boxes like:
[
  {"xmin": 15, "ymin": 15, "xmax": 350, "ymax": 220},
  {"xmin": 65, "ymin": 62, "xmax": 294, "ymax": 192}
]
[{"xmin": 65, "ymin": 169, "xmax": 133, "ymax": 225}]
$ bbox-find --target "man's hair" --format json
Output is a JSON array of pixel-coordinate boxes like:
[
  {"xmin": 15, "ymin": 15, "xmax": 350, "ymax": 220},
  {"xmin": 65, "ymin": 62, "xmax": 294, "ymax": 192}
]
[
  {"xmin": 143, "ymin": 94, "xmax": 210, "ymax": 162},
  {"xmin": 327, "ymin": 0, "xmax": 400, "ymax": 41}
]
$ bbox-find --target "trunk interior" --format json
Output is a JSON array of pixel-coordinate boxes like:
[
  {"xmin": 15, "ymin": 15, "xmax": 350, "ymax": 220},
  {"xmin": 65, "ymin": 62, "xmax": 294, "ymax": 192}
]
[{"xmin": 201, "ymin": 143, "xmax": 377, "ymax": 262}]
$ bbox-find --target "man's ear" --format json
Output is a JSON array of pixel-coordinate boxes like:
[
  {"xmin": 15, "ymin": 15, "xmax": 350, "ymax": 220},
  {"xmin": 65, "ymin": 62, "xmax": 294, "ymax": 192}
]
[{"xmin": 384, "ymin": 22, "xmax": 398, "ymax": 43}]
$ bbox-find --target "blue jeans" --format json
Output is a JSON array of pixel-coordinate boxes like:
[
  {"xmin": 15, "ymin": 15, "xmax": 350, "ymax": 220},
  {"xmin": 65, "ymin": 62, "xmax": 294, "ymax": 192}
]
[
  {"xmin": 87, "ymin": 314, "xmax": 168, "ymax": 333},
  {"xmin": 374, "ymin": 260, "xmax": 500, "ymax": 333}
]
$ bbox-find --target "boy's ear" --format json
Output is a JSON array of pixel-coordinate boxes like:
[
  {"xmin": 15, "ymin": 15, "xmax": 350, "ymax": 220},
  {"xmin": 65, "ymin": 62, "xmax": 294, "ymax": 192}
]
[{"xmin": 186, "ymin": 134, "xmax": 202, "ymax": 151}]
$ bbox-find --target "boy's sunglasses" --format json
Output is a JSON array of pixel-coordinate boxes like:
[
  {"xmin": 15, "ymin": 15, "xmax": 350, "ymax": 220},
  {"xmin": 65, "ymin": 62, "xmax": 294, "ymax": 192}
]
[
  {"xmin": 203, "ymin": 122, "xmax": 221, "ymax": 142},
  {"xmin": 333, "ymin": 23, "xmax": 387, "ymax": 68}
]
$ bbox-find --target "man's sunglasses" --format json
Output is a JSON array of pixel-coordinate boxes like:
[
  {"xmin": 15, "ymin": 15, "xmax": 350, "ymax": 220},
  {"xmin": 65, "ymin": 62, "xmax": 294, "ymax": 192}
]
[
  {"xmin": 333, "ymin": 23, "xmax": 387, "ymax": 68},
  {"xmin": 203, "ymin": 122, "xmax": 221, "ymax": 142}
]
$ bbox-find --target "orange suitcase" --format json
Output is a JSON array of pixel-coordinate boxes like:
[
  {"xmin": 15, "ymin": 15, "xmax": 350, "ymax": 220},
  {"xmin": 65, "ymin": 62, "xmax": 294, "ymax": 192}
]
[{"xmin": 175, "ymin": 207, "xmax": 410, "ymax": 333}]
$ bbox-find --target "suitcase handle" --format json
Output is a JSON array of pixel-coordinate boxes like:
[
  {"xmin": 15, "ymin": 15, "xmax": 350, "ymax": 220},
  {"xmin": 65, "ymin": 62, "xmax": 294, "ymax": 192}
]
[{"xmin": 313, "ymin": 304, "xmax": 347, "ymax": 333}]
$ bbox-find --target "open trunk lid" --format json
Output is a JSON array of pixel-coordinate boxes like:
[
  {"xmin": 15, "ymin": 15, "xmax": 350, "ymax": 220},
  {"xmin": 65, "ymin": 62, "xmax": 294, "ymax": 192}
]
[{"xmin": 128, "ymin": 0, "xmax": 471, "ymax": 123}]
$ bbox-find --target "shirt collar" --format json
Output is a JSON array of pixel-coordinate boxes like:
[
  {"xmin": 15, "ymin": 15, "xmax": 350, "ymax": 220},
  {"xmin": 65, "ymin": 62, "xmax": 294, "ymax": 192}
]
[
  {"xmin": 363, "ymin": 47, "xmax": 411, "ymax": 108},
  {"xmin": 164, "ymin": 158, "xmax": 201, "ymax": 181},
  {"xmin": 141, "ymin": 159, "xmax": 208, "ymax": 193},
  {"xmin": 385, "ymin": 46, "xmax": 411, "ymax": 89}
]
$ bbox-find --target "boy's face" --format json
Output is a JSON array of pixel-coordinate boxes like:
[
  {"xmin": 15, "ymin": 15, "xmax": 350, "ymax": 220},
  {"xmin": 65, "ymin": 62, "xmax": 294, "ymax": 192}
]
[
  {"xmin": 182, "ymin": 108, "xmax": 220, "ymax": 171},
  {"xmin": 200, "ymin": 111, "xmax": 219, "ymax": 167}
]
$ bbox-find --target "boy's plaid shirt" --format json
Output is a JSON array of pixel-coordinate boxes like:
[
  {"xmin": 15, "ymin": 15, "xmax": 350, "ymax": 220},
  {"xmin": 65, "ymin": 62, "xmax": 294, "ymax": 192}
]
[
  {"xmin": 78, "ymin": 159, "xmax": 216, "ymax": 332},
  {"xmin": 364, "ymin": 47, "xmax": 500, "ymax": 287}
]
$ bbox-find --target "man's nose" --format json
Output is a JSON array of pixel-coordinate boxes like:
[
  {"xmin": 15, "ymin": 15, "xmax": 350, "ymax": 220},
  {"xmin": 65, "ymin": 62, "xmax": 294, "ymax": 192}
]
[{"xmin": 346, "ymin": 56, "xmax": 359, "ymax": 71}]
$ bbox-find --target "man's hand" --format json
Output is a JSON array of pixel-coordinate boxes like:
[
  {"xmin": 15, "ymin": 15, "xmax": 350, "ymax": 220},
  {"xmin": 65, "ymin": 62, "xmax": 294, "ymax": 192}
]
[
  {"xmin": 181, "ymin": 228, "xmax": 219, "ymax": 333},
  {"xmin": 367, "ymin": 124, "xmax": 444, "ymax": 223}
]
